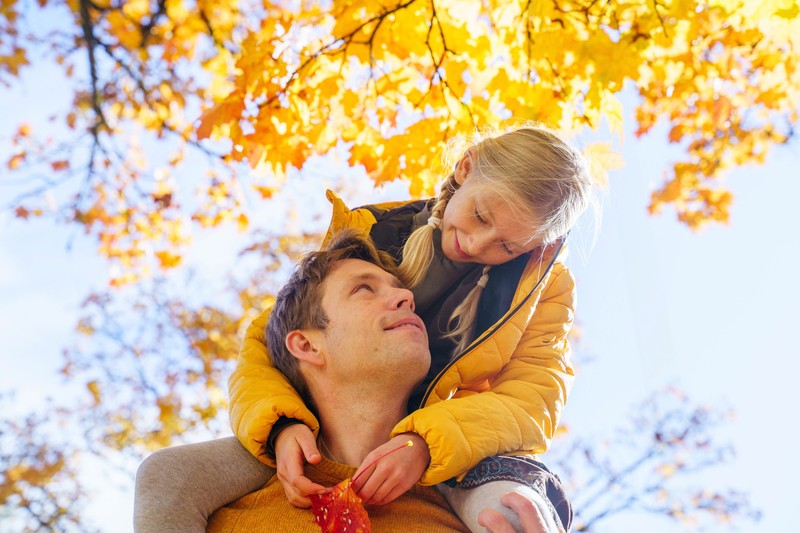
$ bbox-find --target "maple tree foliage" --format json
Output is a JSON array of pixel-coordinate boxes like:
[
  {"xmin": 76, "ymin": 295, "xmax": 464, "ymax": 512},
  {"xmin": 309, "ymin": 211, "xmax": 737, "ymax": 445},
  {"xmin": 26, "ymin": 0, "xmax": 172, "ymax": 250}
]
[
  {"xmin": 1, "ymin": 0, "xmax": 794, "ymax": 530},
  {"xmin": 2, "ymin": 0, "xmax": 798, "ymax": 283}
]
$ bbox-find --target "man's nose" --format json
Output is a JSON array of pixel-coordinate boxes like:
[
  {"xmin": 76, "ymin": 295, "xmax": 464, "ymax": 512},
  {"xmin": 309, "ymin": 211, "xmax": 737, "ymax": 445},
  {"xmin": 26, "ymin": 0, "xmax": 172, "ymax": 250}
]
[{"xmin": 390, "ymin": 286, "xmax": 415, "ymax": 312}]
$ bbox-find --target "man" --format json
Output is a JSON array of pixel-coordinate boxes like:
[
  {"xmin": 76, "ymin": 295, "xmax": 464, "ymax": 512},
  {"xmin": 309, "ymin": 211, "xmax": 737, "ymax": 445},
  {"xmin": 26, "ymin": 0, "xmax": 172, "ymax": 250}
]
[{"xmin": 207, "ymin": 231, "xmax": 557, "ymax": 532}]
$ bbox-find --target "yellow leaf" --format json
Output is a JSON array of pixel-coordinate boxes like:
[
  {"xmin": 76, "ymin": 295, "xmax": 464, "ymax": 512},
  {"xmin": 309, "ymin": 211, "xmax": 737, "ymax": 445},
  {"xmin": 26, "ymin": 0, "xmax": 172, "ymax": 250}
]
[
  {"xmin": 155, "ymin": 250, "xmax": 182, "ymax": 269},
  {"xmin": 196, "ymin": 97, "xmax": 245, "ymax": 140},
  {"xmin": 237, "ymin": 212, "xmax": 249, "ymax": 231},
  {"xmin": 657, "ymin": 464, "xmax": 676, "ymax": 478},
  {"xmin": 582, "ymin": 142, "xmax": 624, "ymax": 187},
  {"xmin": 87, "ymin": 380, "xmax": 101, "ymax": 406}
]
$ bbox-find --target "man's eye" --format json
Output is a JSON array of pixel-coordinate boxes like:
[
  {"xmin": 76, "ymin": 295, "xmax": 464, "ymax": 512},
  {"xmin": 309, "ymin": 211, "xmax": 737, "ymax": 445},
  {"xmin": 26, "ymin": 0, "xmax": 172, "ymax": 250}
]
[{"xmin": 354, "ymin": 284, "xmax": 373, "ymax": 293}]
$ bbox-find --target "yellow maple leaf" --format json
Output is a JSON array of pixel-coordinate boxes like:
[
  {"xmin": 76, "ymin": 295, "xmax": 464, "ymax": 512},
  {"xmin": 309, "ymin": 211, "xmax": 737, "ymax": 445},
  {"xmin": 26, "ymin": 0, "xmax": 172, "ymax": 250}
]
[{"xmin": 196, "ymin": 96, "xmax": 245, "ymax": 140}]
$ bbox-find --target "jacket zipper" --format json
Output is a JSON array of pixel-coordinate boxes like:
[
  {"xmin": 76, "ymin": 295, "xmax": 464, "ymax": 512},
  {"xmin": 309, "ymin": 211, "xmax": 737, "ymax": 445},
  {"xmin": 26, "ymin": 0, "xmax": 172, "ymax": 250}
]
[{"xmin": 417, "ymin": 239, "xmax": 565, "ymax": 409}]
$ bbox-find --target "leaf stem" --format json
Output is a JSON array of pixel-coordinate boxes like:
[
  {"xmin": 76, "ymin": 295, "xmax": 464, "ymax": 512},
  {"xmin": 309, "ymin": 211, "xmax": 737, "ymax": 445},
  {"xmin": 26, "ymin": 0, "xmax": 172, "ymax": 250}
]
[{"xmin": 352, "ymin": 440, "xmax": 414, "ymax": 485}]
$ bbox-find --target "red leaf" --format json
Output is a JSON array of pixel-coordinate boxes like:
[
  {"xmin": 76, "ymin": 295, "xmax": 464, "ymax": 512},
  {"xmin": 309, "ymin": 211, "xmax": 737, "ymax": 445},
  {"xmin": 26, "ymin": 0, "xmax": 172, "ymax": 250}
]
[{"xmin": 310, "ymin": 478, "xmax": 371, "ymax": 533}]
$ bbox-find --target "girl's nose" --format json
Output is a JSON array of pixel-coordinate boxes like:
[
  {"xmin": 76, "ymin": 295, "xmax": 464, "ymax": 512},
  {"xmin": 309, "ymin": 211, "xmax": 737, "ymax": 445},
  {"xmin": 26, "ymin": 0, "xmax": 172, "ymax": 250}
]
[{"xmin": 466, "ymin": 232, "xmax": 490, "ymax": 255}]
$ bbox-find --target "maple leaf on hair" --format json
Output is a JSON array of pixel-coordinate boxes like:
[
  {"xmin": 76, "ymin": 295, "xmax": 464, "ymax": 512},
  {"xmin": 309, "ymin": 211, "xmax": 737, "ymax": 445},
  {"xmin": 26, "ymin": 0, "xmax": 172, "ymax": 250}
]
[{"xmin": 310, "ymin": 478, "xmax": 371, "ymax": 533}]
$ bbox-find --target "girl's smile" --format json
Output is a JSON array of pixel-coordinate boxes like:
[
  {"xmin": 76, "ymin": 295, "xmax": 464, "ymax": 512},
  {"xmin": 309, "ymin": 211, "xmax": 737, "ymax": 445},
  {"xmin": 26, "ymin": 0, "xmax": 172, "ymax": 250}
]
[{"xmin": 453, "ymin": 231, "xmax": 473, "ymax": 260}]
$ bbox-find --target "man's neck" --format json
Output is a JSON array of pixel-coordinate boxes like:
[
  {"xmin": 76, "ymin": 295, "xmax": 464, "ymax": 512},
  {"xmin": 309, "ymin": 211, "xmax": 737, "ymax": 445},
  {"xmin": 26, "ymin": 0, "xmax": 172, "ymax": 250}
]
[{"xmin": 314, "ymin": 387, "xmax": 408, "ymax": 467}]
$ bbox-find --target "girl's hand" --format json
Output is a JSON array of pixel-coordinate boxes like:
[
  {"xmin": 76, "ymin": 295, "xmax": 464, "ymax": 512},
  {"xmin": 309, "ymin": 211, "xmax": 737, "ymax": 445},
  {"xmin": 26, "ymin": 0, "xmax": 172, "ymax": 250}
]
[
  {"xmin": 351, "ymin": 433, "xmax": 430, "ymax": 505},
  {"xmin": 275, "ymin": 423, "xmax": 326, "ymax": 508}
]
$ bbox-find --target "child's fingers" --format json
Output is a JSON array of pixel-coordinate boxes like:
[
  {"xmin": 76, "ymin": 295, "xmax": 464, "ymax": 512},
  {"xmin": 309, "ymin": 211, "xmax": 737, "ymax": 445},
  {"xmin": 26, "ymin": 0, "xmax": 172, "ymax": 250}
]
[
  {"xmin": 354, "ymin": 466, "xmax": 383, "ymax": 503},
  {"xmin": 293, "ymin": 474, "xmax": 327, "ymax": 496},
  {"xmin": 278, "ymin": 451, "xmax": 305, "ymax": 485},
  {"xmin": 276, "ymin": 447, "xmax": 326, "ymax": 508},
  {"xmin": 368, "ymin": 466, "xmax": 417, "ymax": 505},
  {"xmin": 363, "ymin": 470, "xmax": 396, "ymax": 505},
  {"xmin": 296, "ymin": 431, "xmax": 321, "ymax": 464},
  {"xmin": 370, "ymin": 481, "xmax": 406, "ymax": 506},
  {"xmin": 276, "ymin": 470, "xmax": 312, "ymax": 508},
  {"xmin": 351, "ymin": 461, "xmax": 377, "ymax": 493},
  {"xmin": 276, "ymin": 466, "xmax": 327, "ymax": 508}
]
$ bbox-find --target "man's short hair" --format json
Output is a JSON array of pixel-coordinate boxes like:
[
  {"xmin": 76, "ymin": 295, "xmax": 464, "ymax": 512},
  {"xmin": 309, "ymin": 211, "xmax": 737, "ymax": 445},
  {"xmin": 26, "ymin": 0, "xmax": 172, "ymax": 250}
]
[{"xmin": 266, "ymin": 229, "xmax": 402, "ymax": 407}]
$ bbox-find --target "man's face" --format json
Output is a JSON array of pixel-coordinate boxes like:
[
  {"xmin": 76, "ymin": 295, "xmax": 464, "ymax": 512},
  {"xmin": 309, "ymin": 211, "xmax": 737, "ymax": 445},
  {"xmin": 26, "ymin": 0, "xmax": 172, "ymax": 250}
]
[{"xmin": 313, "ymin": 258, "xmax": 430, "ymax": 388}]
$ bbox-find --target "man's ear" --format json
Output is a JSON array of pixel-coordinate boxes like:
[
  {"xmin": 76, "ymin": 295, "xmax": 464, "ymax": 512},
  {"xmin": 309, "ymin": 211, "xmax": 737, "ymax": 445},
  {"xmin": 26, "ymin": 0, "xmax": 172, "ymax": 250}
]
[
  {"xmin": 285, "ymin": 330, "xmax": 326, "ymax": 367},
  {"xmin": 454, "ymin": 149, "xmax": 475, "ymax": 185}
]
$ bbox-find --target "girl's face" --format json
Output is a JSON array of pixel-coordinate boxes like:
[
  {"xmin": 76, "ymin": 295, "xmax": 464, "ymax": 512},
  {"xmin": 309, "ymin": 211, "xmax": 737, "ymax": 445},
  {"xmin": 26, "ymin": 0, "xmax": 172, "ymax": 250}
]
[{"xmin": 440, "ymin": 154, "xmax": 540, "ymax": 265}]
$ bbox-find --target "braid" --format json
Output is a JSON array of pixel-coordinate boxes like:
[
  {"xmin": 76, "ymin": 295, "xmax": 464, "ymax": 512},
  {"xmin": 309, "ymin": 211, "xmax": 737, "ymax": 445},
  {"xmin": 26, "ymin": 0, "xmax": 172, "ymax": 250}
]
[
  {"xmin": 398, "ymin": 174, "xmax": 459, "ymax": 288},
  {"xmin": 443, "ymin": 264, "xmax": 491, "ymax": 358}
]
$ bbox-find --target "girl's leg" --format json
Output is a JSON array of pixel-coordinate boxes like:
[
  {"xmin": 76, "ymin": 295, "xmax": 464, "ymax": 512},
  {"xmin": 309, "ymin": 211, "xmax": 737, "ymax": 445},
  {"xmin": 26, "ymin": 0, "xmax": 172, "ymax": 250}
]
[
  {"xmin": 437, "ymin": 456, "xmax": 572, "ymax": 533},
  {"xmin": 134, "ymin": 436, "xmax": 275, "ymax": 533}
]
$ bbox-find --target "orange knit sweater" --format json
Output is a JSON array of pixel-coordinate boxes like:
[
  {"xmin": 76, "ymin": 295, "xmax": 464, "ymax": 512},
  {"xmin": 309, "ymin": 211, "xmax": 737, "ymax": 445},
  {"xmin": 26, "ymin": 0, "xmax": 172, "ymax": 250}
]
[{"xmin": 208, "ymin": 456, "xmax": 468, "ymax": 532}]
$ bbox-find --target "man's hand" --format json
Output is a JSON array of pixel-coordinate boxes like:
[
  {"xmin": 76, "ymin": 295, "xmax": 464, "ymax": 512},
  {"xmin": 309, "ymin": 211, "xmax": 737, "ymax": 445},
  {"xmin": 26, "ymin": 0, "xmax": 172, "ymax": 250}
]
[
  {"xmin": 274, "ymin": 423, "xmax": 326, "ymax": 508},
  {"xmin": 478, "ymin": 492, "xmax": 565, "ymax": 533},
  {"xmin": 351, "ymin": 433, "xmax": 430, "ymax": 506}
]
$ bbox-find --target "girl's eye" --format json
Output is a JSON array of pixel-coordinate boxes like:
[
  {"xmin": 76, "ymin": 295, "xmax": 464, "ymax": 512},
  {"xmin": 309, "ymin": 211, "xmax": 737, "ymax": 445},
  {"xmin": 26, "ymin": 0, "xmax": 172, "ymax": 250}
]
[
  {"xmin": 473, "ymin": 208, "xmax": 487, "ymax": 225},
  {"xmin": 502, "ymin": 243, "xmax": 514, "ymax": 256}
]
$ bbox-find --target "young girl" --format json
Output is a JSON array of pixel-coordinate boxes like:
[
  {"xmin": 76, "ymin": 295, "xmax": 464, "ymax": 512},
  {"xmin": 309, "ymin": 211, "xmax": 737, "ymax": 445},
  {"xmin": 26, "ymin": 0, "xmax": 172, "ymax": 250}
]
[{"xmin": 134, "ymin": 124, "xmax": 598, "ymax": 532}]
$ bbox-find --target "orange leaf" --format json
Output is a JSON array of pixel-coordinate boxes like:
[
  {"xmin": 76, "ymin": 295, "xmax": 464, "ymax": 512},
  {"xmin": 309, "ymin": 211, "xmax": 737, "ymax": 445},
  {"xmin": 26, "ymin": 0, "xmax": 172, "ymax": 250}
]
[
  {"xmin": 310, "ymin": 478, "xmax": 371, "ymax": 533},
  {"xmin": 51, "ymin": 160, "xmax": 70, "ymax": 171},
  {"xmin": 8, "ymin": 153, "xmax": 25, "ymax": 170},
  {"xmin": 196, "ymin": 97, "xmax": 245, "ymax": 140},
  {"xmin": 253, "ymin": 184, "xmax": 276, "ymax": 199}
]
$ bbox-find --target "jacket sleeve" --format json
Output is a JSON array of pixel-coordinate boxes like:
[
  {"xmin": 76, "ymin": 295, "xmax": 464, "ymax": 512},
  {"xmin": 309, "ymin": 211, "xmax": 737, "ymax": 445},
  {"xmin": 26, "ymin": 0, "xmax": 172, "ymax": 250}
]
[
  {"xmin": 390, "ymin": 266, "xmax": 576, "ymax": 485},
  {"xmin": 227, "ymin": 306, "xmax": 320, "ymax": 467}
]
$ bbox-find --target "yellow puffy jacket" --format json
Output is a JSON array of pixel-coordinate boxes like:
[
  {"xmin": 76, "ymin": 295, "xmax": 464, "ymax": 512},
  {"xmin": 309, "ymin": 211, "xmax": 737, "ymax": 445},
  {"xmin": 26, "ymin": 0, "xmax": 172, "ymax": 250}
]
[{"xmin": 228, "ymin": 191, "xmax": 576, "ymax": 485}]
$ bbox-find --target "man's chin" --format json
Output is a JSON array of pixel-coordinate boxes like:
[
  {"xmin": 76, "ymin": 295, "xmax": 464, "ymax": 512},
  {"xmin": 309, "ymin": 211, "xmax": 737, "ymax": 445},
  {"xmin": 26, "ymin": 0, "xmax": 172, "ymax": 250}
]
[{"xmin": 393, "ymin": 350, "xmax": 430, "ymax": 377}]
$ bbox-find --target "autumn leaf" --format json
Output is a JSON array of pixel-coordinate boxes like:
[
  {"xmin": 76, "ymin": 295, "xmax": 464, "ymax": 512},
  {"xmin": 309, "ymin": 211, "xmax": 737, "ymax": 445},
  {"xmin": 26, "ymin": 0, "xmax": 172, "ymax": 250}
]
[
  {"xmin": 7, "ymin": 153, "xmax": 25, "ymax": 170},
  {"xmin": 196, "ymin": 97, "xmax": 245, "ymax": 140},
  {"xmin": 309, "ymin": 440, "xmax": 413, "ymax": 532},
  {"xmin": 253, "ymin": 184, "xmax": 276, "ymax": 199},
  {"xmin": 582, "ymin": 142, "xmax": 624, "ymax": 188},
  {"xmin": 16, "ymin": 123, "xmax": 31, "ymax": 137},
  {"xmin": 310, "ymin": 479, "xmax": 371, "ymax": 533},
  {"xmin": 155, "ymin": 250, "xmax": 183, "ymax": 269},
  {"xmin": 87, "ymin": 380, "xmax": 101, "ymax": 406}
]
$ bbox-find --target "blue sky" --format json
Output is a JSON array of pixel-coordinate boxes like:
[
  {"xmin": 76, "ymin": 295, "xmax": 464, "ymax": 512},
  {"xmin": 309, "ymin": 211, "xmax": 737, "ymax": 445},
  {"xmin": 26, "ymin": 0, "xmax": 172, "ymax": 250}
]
[
  {"xmin": 562, "ymin": 124, "xmax": 800, "ymax": 531},
  {"xmin": 2, "ymin": 51, "xmax": 799, "ymax": 532}
]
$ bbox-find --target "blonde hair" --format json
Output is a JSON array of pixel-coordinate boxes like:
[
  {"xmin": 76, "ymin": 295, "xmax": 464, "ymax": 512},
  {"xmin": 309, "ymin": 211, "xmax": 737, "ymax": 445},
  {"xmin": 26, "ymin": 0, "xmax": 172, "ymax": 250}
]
[{"xmin": 398, "ymin": 123, "xmax": 597, "ymax": 356}]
